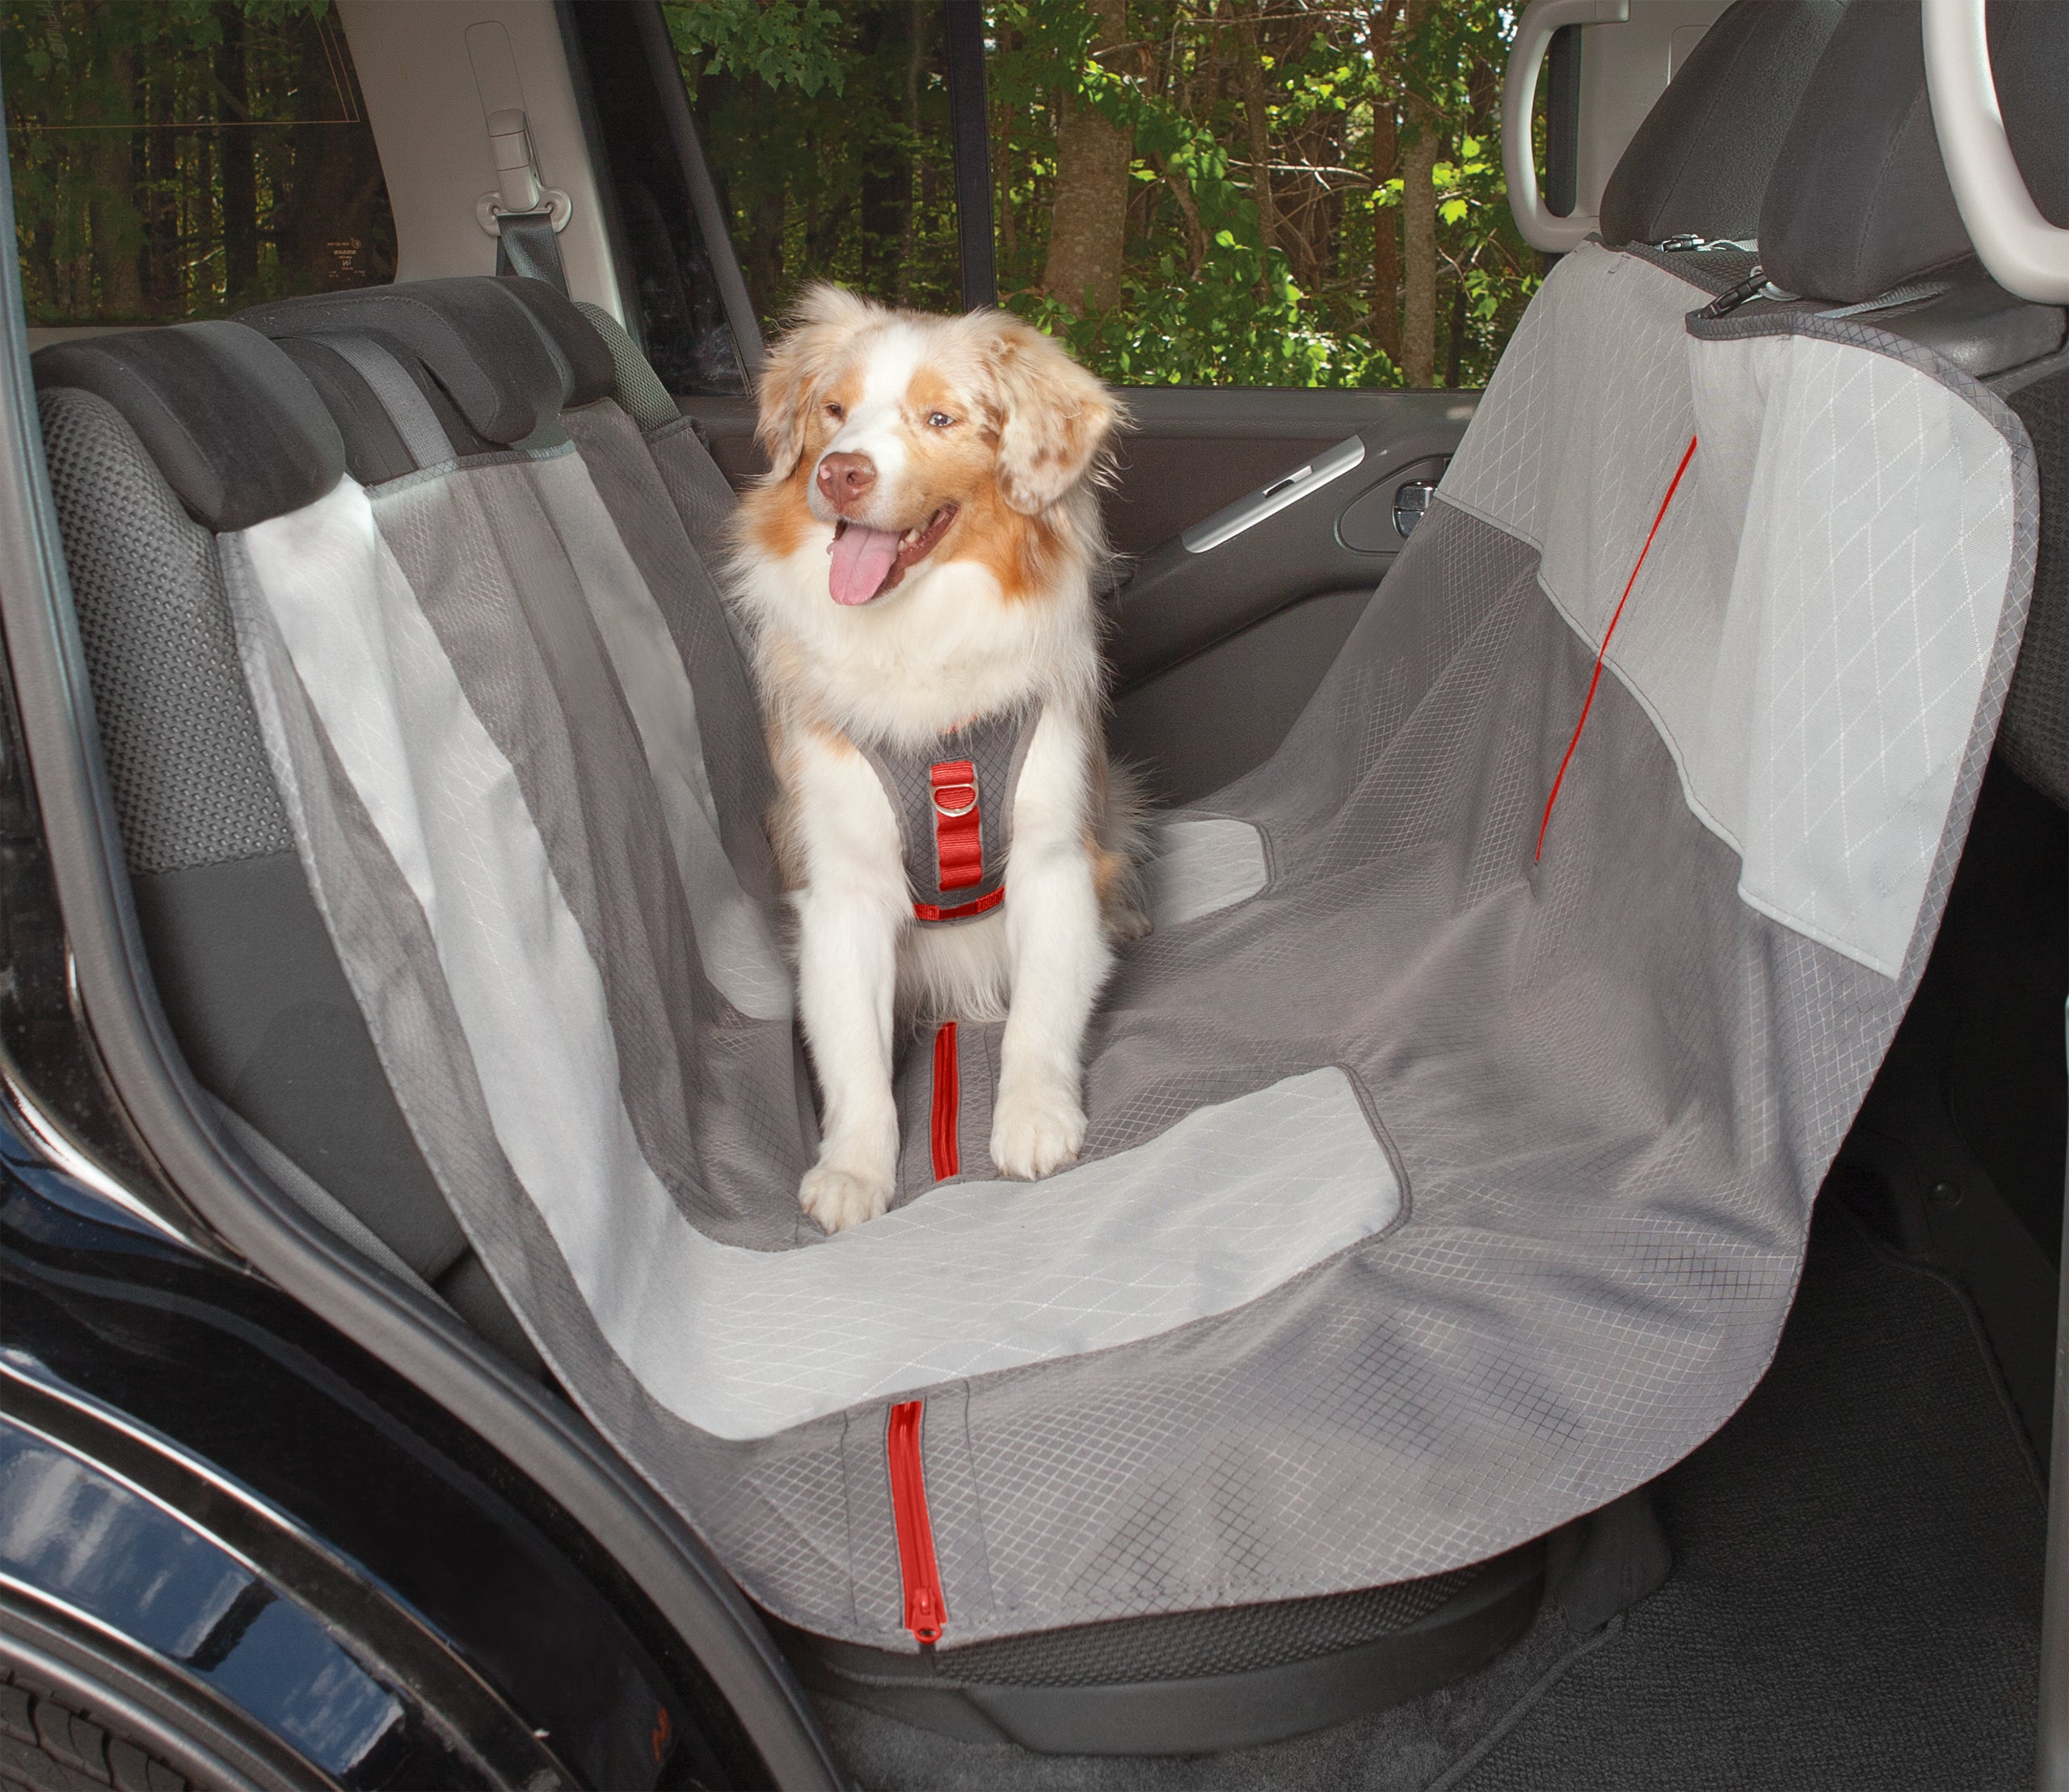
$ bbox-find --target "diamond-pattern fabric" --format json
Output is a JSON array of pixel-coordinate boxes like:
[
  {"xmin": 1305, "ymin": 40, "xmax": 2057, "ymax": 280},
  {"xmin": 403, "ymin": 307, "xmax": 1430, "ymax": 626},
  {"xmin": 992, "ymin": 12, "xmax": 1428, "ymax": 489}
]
[
  {"xmin": 198, "ymin": 246, "xmax": 2034, "ymax": 1652},
  {"xmin": 1445, "ymin": 246, "xmax": 2020, "ymax": 976}
]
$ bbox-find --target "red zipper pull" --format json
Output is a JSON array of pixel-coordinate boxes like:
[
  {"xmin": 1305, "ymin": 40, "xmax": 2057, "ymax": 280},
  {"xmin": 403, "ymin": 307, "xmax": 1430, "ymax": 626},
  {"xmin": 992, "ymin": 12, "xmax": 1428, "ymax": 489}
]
[{"xmin": 886, "ymin": 1401, "xmax": 946, "ymax": 1646}]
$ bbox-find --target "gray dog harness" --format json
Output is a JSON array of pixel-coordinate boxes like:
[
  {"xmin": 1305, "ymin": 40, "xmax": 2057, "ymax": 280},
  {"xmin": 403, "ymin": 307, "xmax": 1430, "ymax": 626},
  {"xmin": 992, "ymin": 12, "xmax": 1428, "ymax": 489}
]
[{"xmin": 861, "ymin": 707, "xmax": 1042, "ymax": 922}]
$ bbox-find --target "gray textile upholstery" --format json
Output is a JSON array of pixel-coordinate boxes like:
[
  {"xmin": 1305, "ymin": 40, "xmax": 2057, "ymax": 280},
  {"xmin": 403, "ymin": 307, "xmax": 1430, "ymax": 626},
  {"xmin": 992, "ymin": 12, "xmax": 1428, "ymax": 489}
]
[
  {"xmin": 240, "ymin": 277, "xmax": 563, "ymax": 445},
  {"xmin": 1759, "ymin": 0, "xmax": 2068, "ymax": 304},
  {"xmin": 494, "ymin": 276, "xmax": 618, "ymax": 407},
  {"xmin": 32, "ymin": 323, "xmax": 344, "ymax": 532},
  {"xmin": 196, "ymin": 251, "xmax": 2033, "ymax": 1663},
  {"xmin": 575, "ymin": 300, "xmax": 683, "ymax": 431},
  {"xmin": 34, "ymin": 335, "xmax": 539, "ymax": 1368},
  {"xmin": 1999, "ymin": 369, "xmax": 2069, "ymax": 805},
  {"xmin": 1597, "ymin": 0, "xmax": 1845, "ymax": 250}
]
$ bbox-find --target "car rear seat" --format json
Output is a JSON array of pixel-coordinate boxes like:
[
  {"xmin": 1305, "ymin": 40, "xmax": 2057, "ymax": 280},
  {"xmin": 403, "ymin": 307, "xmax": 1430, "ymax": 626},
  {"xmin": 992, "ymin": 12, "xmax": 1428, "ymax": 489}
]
[{"xmin": 24, "ymin": 0, "xmax": 2064, "ymax": 1756}]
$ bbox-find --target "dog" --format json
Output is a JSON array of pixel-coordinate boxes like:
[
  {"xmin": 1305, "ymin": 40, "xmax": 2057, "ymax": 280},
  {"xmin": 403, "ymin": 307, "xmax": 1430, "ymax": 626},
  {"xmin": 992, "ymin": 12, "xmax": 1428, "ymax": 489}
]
[{"xmin": 727, "ymin": 285, "xmax": 1146, "ymax": 1234}]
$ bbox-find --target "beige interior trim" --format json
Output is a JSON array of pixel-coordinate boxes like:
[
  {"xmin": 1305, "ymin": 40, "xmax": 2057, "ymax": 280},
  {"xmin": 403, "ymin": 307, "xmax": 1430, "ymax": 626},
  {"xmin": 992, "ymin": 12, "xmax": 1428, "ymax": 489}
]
[{"xmin": 335, "ymin": 0, "xmax": 625, "ymax": 319}]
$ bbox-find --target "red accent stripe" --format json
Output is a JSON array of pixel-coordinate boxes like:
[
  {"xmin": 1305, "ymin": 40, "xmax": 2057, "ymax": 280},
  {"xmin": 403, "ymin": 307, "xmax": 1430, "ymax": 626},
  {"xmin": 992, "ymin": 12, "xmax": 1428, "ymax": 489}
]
[
  {"xmin": 931, "ymin": 759, "xmax": 984, "ymax": 892},
  {"xmin": 912, "ymin": 885, "xmax": 1005, "ymax": 923},
  {"xmin": 930, "ymin": 1022, "xmax": 960, "ymax": 1180},
  {"xmin": 1535, "ymin": 433, "xmax": 1700, "ymax": 862},
  {"xmin": 887, "ymin": 1402, "xmax": 946, "ymax": 1645}
]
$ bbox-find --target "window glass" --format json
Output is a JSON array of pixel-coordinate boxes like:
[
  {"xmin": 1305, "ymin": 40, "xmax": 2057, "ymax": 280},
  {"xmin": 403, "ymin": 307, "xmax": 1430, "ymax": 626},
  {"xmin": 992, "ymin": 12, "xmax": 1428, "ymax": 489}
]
[
  {"xmin": 569, "ymin": 2, "xmax": 750, "ymax": 396},
  {"xmin": 1, "ymin": 0, "xmax": 395, "ymax": 327},
  {"xmin": 668, "ymin": 2, "xmax": 962, "ymax": 322},
  {"xmin": 673, "ymin": 1, "xmax": 1536, "ymax": 389}
]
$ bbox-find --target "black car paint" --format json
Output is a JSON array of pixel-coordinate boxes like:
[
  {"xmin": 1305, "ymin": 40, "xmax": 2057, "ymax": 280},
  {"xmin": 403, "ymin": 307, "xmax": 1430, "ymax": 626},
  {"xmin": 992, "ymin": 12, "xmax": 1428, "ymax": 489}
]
[{"xmin": 0, "ymin": 1135, "xmax": 744, "ymax": 1790}]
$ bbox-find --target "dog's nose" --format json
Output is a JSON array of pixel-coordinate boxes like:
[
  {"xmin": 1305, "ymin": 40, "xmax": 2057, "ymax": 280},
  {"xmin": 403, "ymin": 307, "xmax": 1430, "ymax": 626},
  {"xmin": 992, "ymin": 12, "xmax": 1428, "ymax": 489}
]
[{"xmin": 817, "ymin": 452, "xmax": 877, "ymax": 502}]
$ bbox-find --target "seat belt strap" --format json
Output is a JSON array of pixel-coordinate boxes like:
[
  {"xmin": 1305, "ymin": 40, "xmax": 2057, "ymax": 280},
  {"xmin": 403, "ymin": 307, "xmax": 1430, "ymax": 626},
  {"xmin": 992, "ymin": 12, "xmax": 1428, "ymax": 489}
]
[
  {"xmin": 315, "ymin": 332, "xmax": 453, "ymax": 470},
  {"xmin": 495, "ymin": 209, "xmax": 568, "ymax": 293},
  {"xmin": 482, "ymin": 106, "xmax": 570, "ymax": 295}
]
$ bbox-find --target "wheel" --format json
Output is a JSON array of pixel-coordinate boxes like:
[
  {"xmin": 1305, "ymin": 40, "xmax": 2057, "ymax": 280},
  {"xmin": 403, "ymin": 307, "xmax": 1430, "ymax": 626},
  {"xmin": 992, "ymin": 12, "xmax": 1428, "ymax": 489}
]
[
  {"xmin": 0, "ymin": 1600, "xmax": 316, "ymax": 1792},
  {"xmin": 0, "ymin": 1669, "xmax": 193, "ymax": 1792}
]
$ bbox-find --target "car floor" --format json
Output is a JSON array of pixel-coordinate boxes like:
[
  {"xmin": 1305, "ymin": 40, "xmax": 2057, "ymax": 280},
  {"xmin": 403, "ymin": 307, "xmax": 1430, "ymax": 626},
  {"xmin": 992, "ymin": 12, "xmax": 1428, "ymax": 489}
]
[{"xmin": 814, "ymin": 1198, "xmax": 2046, "ymax": 1790}]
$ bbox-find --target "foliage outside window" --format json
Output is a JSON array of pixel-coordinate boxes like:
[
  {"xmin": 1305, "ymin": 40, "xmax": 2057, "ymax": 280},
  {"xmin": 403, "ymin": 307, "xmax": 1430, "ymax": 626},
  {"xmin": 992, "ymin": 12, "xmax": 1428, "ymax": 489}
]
[
  {"xmin": 672, "ymin": 0, "xmax": 1538, "ymax": 389},
  {"xmin": 2, "ymin": 0, "xmax": 394, "ymax": 328}
]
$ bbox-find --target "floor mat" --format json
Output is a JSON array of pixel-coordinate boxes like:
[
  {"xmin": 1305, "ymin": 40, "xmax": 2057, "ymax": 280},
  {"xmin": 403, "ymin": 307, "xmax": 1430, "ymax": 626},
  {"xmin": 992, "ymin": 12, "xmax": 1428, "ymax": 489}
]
[
  {"xmin": 815, "ymin": 1202, "xmax": 2046, "ymax": 1790},
  {"xmin": 1459, "ymin": 1201, "xmax": 2045, "ymax": 1792}
]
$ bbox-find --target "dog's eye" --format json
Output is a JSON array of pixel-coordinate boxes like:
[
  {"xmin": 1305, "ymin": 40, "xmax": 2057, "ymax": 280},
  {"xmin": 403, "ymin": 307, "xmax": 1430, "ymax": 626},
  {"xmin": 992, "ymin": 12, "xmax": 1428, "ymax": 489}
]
[
  {"xmin": 927, "ymin": 411, "xmax": 955, "ymax": 429},
  {"xmin": 824, "ymin": 403, "xmax": 845, "ymax": 421}
]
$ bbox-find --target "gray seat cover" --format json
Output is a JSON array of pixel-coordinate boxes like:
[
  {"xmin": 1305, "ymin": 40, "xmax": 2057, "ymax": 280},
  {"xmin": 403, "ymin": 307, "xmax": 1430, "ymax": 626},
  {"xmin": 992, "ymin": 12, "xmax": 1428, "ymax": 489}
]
[
  {"xmin": 33, "ymin": 2, "xmax": 2044, "ymax": 1654},
  {"xmin": 190, "ymin": 228, "xmax": 2033, "ymax": 1650}
]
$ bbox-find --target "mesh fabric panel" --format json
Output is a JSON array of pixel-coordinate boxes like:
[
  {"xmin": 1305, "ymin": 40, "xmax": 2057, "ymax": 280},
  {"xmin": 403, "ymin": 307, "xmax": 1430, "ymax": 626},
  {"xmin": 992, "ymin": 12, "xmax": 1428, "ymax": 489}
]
[
  {"xmin": 39, "ymin": 386, "xmax": 291, "ymax": 874},
  {"xmin": 573, "ymin": 301, "xmax": 682, "ymax": 432}
]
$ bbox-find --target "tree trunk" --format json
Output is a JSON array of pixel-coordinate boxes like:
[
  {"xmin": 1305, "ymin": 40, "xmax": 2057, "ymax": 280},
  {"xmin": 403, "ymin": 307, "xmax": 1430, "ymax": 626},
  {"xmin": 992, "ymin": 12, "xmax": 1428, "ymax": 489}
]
[
  {"xmin": 1399, "ymin": 0, "xmax": 1439, "ymax": 388},
  {"xmin": 854, "ymin": 8, "xmax": 908, "ymax": 298},
  {"xmin": 1235, "ymin": 6, "xmax": 1277, "ymax": 272},
  {"xmin": 216, "ymin": 2, "xmax": 257, "ymax": 308},
  {"xmin": 1043, "ymin": 0, "xmax": 1131, "ymax": 315},
  {"xmin": 744, "ymin": 189, "xmax": 785, "ymax": 312},
  {"xmin": 995, "ymin": 23, "xmax": 1017, "ymax": 259},
  {"xmin": 86, "ymin": 24, "xmax": 141, "ymax": 320},
  {"xmin": 897, "ymin": 0, "xmax": 923, "ymax": 305},
  {"xmin": 1367, "ymin": 1, "xmax": 1403, "ymax": 363}
]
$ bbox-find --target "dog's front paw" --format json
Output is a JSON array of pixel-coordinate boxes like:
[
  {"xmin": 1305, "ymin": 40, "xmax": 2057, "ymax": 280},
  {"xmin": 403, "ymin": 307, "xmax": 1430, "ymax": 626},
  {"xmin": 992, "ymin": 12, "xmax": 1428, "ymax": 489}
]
[
  {"xmin": 800, "ymin": 1160, "xmax": 894, "ymax": 1233},
  {"xmin": 989, "ymin": 1082, "xmax": 1086, "ymax": 1180},
  {"xmin": 1105, "ymin": 899, "xmax": 1152, "ymax": 943}
]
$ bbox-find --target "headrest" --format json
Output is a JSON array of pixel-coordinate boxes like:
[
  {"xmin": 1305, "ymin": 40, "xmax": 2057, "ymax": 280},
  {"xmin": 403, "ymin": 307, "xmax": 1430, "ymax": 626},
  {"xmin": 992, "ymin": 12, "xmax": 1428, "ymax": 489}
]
[
  {"xmin": 493, "ymin": 277, "xmax": 618, "ymax": 410},
  {"xmin": 32, "ymin": 322, "xmax": 344, "ymax": 532},
  {"xmin": 1759, "ymin": 0, "xmax": 2069, "ymax": 305},
  {"xmin": 1597, "ymin": 0, "xmax": 1847, "ymax": 251},
  {"xmin": 238, "ymin": 277, "xmax": 565, "ymax": 445}
]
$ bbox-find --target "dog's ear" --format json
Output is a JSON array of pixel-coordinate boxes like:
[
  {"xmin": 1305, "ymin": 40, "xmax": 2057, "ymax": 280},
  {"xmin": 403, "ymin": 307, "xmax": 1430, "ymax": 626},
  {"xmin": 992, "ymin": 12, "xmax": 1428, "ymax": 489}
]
[
  {"xmin": 755, "ymin": 284, "xmax": 874, "ymax": 480},
  {"xmin": 981, "ymin": 314, "xmax": 1121, "ymax": 514}
]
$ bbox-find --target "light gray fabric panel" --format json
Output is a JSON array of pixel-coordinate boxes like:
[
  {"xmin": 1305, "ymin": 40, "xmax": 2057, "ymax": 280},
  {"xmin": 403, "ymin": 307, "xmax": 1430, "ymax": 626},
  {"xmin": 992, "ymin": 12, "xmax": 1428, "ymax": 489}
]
[
  {"xmin": 1442, "ymin": 244, "xmax": 2020, "ymax": 976},
  {"xmin": 527, "ymin": 448, "xmax": 790, "ymax": 1018},
  {"xmin": 1146, "ymin": 817, "xmax": 1269, "ymax": 927},
  {"xmin": 561, "ymin": 403, "xmax": 778, "ymax": 887},
  {"xmin": 372, "ymin": 463, "xmax": 807, "ymax": 1246}
]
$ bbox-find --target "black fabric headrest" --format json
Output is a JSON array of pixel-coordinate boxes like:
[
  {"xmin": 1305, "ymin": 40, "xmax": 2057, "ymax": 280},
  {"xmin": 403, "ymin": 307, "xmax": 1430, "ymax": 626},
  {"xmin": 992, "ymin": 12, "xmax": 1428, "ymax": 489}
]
[
  {"xmin": 1597, "ymin": 0, "xmax": 1847, "ymax": 251},
  {"xmin": 1759, "ymin": 0, "xmax": 2069, "ymax": 305},
  {"xmin": 238, "ymin": 277, "xmax": 565, "ymax": 445},
  {"xmin": 492, "ymin": 277, "xmax": 618, "ymax": 410},
  {"xmin": 32, "ymin": 322, "xmax": 344, "ymax": 532}
]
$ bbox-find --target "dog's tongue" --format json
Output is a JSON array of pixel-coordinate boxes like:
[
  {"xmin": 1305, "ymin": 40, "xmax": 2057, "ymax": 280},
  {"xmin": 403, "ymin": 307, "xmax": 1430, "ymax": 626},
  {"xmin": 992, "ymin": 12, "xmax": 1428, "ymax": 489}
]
[{"xmin": 828, "ymin": 523, "xmax": 903, "ymax": 605}]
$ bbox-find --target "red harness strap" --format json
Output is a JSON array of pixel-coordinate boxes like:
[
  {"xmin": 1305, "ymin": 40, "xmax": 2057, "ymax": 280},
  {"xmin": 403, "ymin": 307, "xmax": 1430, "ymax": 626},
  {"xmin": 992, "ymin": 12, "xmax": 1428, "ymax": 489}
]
[{"xmin": 914, "ymin": 759, "xmax": 1004, "ymax": 921}]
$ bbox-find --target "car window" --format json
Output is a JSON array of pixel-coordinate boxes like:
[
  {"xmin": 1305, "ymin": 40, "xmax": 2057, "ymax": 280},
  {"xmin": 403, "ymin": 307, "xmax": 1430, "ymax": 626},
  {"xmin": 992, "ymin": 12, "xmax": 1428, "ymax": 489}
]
[
  {"xmin": 1, "ymin": 0, "xmax": 395, "ymax": 329},
  {"xmin": 669, "ymin": 0, "xmax": 1536, "ymax": 390}
]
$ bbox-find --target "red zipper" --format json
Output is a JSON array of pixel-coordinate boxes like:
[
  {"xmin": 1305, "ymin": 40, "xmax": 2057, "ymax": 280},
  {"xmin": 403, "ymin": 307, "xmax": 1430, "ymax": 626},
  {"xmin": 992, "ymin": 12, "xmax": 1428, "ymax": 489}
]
[
  {"xmin": 886, "ymin": 1401, "xmax": 946, "ymax": 1645},
  {"xmin": 929, "ymin": 1022, "xmax": 960, "ymax": 1180}
]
